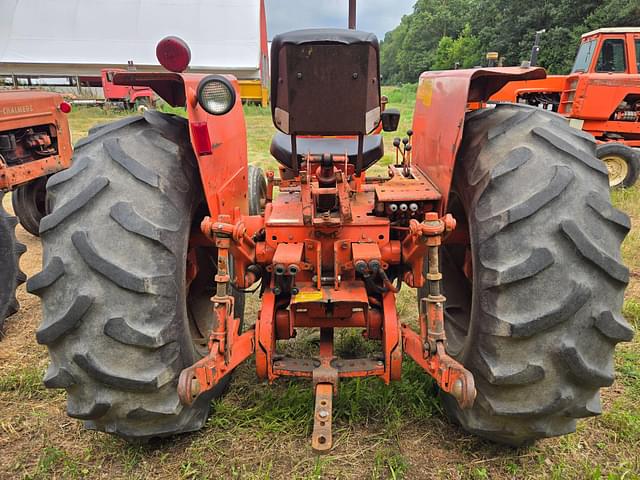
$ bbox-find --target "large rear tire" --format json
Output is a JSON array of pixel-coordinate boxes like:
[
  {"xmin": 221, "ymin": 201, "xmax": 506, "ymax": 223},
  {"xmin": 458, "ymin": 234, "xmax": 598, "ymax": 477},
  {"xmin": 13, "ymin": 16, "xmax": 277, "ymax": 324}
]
[
  {"xmin": 0, "ymin": 192, "xmax": 26, "ymax": 335},
  {"xmin": 430, "ymin": 104, "xmax": 633, "ymax": 445},
  {"xmin": 28, "ymin": 111, "xmax": 243, "ymax": 440}
]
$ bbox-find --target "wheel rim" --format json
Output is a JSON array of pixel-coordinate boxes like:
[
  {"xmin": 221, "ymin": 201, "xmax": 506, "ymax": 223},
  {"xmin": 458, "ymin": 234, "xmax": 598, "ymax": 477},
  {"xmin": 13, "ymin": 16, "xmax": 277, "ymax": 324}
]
[{"xmin": 602, "ymin": 155, "xmax": 628, "ymax": 187}]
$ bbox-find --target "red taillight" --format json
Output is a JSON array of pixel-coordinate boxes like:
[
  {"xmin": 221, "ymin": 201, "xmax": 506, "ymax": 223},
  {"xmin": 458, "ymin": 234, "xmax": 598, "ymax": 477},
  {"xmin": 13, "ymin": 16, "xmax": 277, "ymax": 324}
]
[
  {"xmin": 156, "ymin": 36, "xmax": 191, "ymax": 73},
  {"xmin": 59, "ymin": 101, "xmax": 72, "ymax": 114},
  {"xmin": 190, "ymin": 122, "xmax": 212, "ymax": 155}
]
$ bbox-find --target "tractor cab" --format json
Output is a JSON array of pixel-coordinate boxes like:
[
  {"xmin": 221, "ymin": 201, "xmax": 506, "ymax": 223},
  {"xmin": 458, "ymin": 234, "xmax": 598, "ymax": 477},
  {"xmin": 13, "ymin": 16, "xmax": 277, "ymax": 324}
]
[{"xmin": 269, "ymin": 29, "xmax": 391, "ymax": 176}]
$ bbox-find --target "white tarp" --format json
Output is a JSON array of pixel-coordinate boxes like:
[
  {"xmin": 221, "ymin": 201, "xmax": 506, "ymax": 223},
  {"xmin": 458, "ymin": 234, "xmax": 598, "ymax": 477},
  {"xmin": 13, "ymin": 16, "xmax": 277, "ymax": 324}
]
[{"xmin": 0, "ymin": 0, "xmax": 262, "ymax": 77}]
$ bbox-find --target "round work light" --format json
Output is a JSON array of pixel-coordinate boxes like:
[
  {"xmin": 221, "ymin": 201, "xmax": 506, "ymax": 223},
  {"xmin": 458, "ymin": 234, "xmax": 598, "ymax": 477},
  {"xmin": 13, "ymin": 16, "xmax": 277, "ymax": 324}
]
[{"xmin": 196, "ymin": 75, "xmax": 236, "ymax": 115}]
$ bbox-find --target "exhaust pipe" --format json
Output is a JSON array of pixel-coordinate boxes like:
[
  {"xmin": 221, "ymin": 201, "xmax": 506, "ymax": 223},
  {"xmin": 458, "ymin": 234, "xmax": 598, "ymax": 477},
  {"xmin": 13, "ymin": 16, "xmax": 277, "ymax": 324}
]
[
  {"xmin": 349, "ymin": 0, "xmax": 356, "ymax": 29},
  {"xmin": 529, "ymin": 29, "xmax": 546, "ymax": 67}
]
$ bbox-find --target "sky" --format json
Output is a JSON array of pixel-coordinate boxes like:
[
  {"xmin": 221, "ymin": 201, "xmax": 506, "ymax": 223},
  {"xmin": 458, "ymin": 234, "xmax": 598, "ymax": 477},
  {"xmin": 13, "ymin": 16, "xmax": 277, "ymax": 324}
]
[{"xmin": 264, "ymin": 0, "xmax": 416, "ymax": 40}]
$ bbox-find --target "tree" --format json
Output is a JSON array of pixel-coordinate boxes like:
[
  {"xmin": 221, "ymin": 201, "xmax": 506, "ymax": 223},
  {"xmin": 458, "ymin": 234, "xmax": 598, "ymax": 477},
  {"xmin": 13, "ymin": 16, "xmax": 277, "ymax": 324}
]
[
  {"xmin": 432, "ymin": 24, "xmax": 481, "ymax": 70},
  {"xmin": 380, "ymin": 0, "xmax": 640, "ymax": 83}
]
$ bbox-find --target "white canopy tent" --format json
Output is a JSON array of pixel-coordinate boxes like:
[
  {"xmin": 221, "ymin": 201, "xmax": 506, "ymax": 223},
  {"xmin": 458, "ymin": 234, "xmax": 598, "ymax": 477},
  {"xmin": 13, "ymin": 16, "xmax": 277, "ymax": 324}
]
[{"xmin": 0, "ymin": 0, "xmax": 265, "ymax": 79}]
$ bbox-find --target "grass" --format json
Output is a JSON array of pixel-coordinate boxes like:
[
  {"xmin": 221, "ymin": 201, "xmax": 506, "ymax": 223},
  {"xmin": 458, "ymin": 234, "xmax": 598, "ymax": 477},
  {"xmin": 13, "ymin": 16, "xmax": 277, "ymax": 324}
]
[{"xmin": 0, "ymin": 88, "xmax": 639, "ymax": 479}]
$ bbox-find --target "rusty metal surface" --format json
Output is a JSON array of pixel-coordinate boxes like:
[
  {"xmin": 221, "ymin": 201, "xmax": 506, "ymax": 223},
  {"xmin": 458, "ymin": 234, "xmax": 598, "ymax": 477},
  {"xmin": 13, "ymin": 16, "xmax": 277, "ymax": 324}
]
[
  {"xmin": 402, "ymin": 326, "xmax": 475, "ymax": 409},
  {"xmin": 0, "ymin": 90, "xmax": 72, "ymax": 190},
  {"xmin": 272, "ymin": 356, "xmax": 383, "ymax": 377},
  {"xmin": 312, "ymin": 383, "xmax": 334, "ymax": 453},
  {"xmin": 374, "ymin": 168, "xmax": 440, "ymax": 203}
]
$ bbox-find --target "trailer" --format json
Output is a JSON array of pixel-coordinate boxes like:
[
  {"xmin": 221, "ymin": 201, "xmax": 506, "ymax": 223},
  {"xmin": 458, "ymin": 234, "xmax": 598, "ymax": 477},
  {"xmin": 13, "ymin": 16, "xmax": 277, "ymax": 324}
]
[{"xmin": 0, "ymin": 0, "xmax": 269, "ymax": 106}]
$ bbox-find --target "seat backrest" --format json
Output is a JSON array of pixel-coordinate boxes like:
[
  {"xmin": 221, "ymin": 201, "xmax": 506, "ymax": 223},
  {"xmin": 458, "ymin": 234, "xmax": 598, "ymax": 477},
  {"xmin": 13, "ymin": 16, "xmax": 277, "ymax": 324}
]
[{"xmin": 270, "ymin": 28, "xmax": 381, "ymax": 136}]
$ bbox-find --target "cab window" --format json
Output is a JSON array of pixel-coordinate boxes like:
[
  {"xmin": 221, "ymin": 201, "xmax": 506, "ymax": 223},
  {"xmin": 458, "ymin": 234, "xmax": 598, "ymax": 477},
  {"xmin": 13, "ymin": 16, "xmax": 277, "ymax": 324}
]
[
  {"xmin": 106, "ymin": 72, "xmax": 114, "ymax": 82},
  {"xmin": 636, "ymin": 39, "xmax": 640, "ymax": 72},
  {"xmin": 572, "ymin": 40, "xmax": 596, "ymax": 73},
  {"xmin": 596, "ymin": 39, "xmax": 626, "ymax": 72}
]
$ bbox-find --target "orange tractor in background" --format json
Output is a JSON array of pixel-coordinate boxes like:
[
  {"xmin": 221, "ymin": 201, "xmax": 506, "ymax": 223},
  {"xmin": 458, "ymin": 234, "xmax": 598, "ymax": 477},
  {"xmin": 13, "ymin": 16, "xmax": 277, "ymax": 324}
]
[
  {"xmin": 491, "ymin": 28, "xmax": 640, "ymax": 188},
  {"xmin": 28, "ymin": 4, "xmax": 632, "ymax": 451},
  {"xmin": 0, "ymin": 90, "xmax": 73, "ymax": 332}
]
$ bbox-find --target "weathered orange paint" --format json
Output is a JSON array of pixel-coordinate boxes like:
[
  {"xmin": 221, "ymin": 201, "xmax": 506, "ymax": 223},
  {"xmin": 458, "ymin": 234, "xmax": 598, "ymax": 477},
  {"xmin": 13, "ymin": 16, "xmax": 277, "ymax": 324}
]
[
  {"xmin": 410, "ymin": 67, "xmax": 545, "ymax": 212},
  {"xmin": 0, "ymin": 90, "xmax": 73, "ymax": 190},
  {"xmin": 112, "ymin": 71, "xmax": 249, "ymax": 219}
]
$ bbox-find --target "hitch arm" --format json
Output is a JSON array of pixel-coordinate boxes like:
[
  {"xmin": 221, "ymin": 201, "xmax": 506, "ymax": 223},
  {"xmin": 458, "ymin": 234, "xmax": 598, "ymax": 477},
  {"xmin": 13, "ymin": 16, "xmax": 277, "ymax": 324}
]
[
  {"xmin": 401, "ymin": 212, "xmax": 476, "ymax": 409},
  {"xmin": 178, "ymin": 326, "xmax": 255, "ymax": 406},
  {"xmin": 178, "ymin": 222, "xmax": 256, "ymax": 406},
  {"xmin": 402, "ymin": 327, "xmax": 475, "ymax": 408}
]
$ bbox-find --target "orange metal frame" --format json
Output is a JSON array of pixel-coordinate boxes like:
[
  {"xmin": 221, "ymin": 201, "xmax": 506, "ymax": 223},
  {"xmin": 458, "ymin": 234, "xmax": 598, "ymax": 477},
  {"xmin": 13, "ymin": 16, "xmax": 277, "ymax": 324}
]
[{"xmin": 0, "ymin": 90, "xmax": 73, "ymax": 190}]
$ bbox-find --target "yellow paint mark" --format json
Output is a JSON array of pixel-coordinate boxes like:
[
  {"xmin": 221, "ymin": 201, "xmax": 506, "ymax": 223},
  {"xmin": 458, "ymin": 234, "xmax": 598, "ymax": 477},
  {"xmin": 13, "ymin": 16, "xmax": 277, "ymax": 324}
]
[{"xmin": 417, "ymin": 79, "xmax": 433, "ymax": 107}]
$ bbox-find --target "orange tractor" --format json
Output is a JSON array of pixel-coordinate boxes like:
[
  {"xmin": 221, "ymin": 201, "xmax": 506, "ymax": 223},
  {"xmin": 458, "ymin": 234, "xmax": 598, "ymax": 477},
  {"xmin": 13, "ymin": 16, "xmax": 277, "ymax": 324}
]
[
  {"xmin": 0, "ymin": 90, "xmax": 73, "ymax": 332},
  {"xmin": 491, "ymin": 28, "xmax": 640, "ymax": 188},
  {"xmin": 29, "ymin": 12, "xmax": 632, "ymax": 449}
]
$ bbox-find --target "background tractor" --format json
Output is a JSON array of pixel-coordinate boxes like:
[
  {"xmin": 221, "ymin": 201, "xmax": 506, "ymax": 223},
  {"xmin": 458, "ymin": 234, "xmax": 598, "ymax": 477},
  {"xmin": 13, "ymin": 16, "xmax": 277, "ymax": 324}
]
[
  {"xmin": 30, "ymin": 11, "xmax": 632, "ymax": 450},
  {"xmin": 490, "ymin": 28, "xmax": 640, "ymax": 188},
  {"xmin": 0, "ymin": 90, "xmax": 73, "ymax": 333}
]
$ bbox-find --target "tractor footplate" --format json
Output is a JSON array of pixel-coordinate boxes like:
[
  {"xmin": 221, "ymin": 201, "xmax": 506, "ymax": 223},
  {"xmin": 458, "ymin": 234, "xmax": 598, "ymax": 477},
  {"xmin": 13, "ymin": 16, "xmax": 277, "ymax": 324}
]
[{"xmin": 312, "ymin": 383, "xmax": 334, "ymax": 453}]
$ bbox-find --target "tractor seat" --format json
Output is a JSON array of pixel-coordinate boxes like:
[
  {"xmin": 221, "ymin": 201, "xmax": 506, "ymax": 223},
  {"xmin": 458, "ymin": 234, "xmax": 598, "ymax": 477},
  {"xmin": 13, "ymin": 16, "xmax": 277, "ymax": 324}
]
[{"xmin": 270, "ymin": 132, "xmax": 384, "ymax": 170}]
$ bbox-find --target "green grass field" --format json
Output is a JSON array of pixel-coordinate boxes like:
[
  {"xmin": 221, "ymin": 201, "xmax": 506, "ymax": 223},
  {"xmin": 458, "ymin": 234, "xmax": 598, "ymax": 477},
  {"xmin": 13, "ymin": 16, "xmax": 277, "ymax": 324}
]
[{"xmin": 0, "ymin": 87, "xmax": 638, "ymax": 479}]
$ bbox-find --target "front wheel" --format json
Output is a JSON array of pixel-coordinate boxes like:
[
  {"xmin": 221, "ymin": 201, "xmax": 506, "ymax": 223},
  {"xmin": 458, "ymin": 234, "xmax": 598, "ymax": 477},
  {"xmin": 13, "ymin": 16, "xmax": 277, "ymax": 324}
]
[
  {"xmin": 248, "ymin": 165, "xmax": 267, "ymax": 215},
  {"xmin": 427, "ymin": 104, "xmax": 633, "ymax": 445},
  {"xmin": 596, "ymin": 142, "xmax": 639, "ymax": 188},
  {"xmin": 29, "ymin": 111, "xmax": 243, "ymax": 440},
  {"xmin": 134, "ymin": 98, "xmax": 151, "ymax": 113},
  {"xmin": 11, "ymin": 177, "xmax": 50, "ymax": 236}
]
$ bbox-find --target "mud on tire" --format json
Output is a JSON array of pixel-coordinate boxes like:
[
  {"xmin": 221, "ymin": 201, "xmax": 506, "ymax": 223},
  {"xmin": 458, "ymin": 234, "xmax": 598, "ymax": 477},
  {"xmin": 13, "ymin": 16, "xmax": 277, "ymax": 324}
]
[
  {"xmin": 28, "ymin": 111, "xmax": 241, "ymax": 440},
  {"xmin": 431, "ymin": 104, "xmax": 634, "ymax": 445}
]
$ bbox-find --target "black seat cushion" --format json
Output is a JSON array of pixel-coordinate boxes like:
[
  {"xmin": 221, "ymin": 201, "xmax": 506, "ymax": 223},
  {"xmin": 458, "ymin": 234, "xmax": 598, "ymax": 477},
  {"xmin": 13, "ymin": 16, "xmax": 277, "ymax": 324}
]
[{"xmin": 270, "ymin": 132, "xmax": 384, "ymax": 170}]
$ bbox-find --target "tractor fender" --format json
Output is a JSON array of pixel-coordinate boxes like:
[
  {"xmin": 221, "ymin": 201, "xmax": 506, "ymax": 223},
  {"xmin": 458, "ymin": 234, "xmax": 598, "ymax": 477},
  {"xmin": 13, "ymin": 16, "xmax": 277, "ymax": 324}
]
[
  {"xmin": 411, "ymin": 67, "xmax": 546, "ymax": 212},
  {"xmin": 112, "ymin": 71, "xmax": 249, "ymax": 218}
]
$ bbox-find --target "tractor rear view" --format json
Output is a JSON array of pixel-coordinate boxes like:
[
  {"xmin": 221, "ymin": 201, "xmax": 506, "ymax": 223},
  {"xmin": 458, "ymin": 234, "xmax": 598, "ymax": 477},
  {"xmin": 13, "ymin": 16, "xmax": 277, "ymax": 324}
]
[
  {"xmin": 0, "ymin": 90, "xmax": 73, "ymax": 333},
  {"xmin": 31, "ymin": 19, "xmax": 633, "ymax": 450}
]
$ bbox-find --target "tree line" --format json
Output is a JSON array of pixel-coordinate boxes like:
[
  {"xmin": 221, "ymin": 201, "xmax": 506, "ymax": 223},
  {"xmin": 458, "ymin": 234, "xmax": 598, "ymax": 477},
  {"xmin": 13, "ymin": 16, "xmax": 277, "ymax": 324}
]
[{"xmin": 380, "ymin": 0, "xmax": 640, "ymax": 84}]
